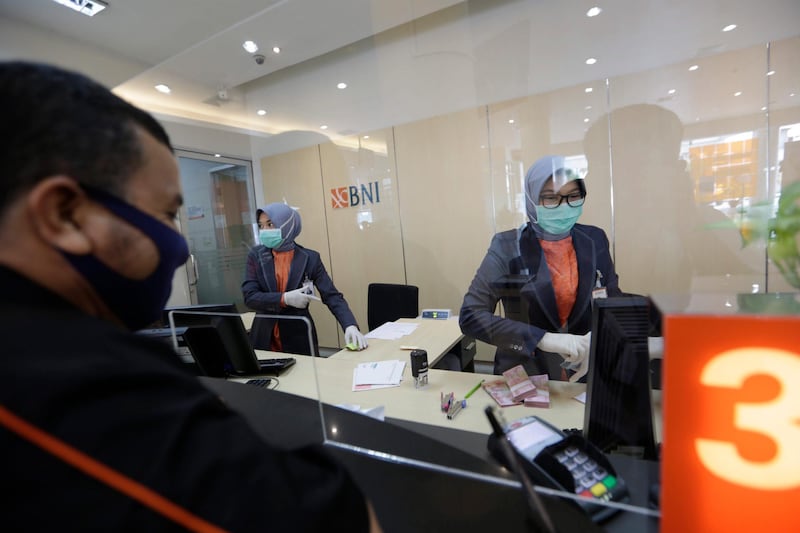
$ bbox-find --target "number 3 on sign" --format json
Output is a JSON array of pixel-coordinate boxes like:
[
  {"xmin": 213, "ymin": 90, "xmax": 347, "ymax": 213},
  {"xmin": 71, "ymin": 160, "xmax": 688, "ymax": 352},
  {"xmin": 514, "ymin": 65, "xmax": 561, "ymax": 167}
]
[{"xmin": 696, "ymin": 347, "xmax": 800, "ymax": 490}]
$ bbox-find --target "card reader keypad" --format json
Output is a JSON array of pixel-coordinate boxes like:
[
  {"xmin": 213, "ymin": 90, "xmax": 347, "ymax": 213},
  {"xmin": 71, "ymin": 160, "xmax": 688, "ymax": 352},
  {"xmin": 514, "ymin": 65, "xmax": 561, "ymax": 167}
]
[{"xmin": 555, "ymin": 446, "xmax": 618, "ymax": 499}]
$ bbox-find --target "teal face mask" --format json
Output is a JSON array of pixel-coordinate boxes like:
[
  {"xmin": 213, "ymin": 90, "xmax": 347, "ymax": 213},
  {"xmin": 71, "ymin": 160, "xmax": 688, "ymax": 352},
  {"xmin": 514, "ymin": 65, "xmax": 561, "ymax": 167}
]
[
  {"xmin": 536, "ymin": 204, "xmax": 582, "ymax": 235},
  {"xmin": 259, "ymin": 228, "xmax": 283, "ymax": 248}
]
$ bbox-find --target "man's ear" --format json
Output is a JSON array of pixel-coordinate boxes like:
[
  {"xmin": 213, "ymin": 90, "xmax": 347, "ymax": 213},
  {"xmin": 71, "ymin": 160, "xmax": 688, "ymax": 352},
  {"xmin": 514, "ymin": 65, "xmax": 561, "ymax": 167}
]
[{"xmin": 26, "ymin": 177, "xmax": 93, "ymax": 254}]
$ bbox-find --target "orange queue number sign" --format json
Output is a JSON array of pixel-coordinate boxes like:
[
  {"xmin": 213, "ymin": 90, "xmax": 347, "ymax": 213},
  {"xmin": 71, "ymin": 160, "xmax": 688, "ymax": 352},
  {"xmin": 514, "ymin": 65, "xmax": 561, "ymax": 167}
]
[{"xmin": 662, "ymin": 314, "xmax": 800, "ymax": 532}]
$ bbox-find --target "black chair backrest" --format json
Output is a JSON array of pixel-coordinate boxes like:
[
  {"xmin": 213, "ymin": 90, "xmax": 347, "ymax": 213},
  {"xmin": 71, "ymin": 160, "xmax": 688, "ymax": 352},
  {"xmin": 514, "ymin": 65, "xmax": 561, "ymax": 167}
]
[{"xmin": 367, "ymin": 283, "xmax": 419, "ymax": 331}]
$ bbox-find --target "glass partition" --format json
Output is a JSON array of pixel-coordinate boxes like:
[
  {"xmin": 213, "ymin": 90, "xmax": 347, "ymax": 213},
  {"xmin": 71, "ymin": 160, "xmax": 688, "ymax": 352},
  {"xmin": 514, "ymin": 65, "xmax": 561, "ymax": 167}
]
[
  {"xmin": 235, "ymin": 4, "xmax": 796, "ymax": 527},
  {"xmin": 125, "ymin": 0, "xmax": 800, "ymax": 527}
]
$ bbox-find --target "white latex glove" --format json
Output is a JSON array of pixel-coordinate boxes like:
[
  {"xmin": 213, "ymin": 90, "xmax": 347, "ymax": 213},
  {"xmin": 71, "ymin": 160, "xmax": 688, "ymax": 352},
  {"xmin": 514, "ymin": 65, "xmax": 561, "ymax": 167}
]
[
  {"xmin": 538, "ymin": 332, "xmax": 592, "ymax": 383},
  {"xmin": 283, "ymin": 287, "xmax": 320, "ymax": 308},
  {"xmin": 344, "ymin": 325, "xmax": 368, "ymax": 350}
]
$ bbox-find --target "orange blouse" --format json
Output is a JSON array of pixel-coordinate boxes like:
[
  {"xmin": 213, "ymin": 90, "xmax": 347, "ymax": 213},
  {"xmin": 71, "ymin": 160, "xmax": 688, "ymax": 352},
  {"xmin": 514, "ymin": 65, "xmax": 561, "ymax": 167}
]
[
  {"xmin": 539, "ymin": 237, "xmax": 578, "ymax": 328},
  {"xmin": 271, "ymin": 249, "xmax": 295, "ymax": 351}
]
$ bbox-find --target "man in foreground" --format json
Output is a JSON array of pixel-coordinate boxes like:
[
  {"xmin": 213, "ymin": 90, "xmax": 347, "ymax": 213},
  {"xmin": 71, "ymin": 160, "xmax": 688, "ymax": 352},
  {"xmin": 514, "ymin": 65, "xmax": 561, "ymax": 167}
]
[{"xmin": 0, "ymin": 61, "xmax": 381, "ymax": 532}]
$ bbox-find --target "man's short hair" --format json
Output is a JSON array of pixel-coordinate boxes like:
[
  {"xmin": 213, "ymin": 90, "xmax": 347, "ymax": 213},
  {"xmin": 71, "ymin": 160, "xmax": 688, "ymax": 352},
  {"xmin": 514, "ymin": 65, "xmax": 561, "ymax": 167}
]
[{"xmin": 0, "ymin": 61, "xmax": 172, "ymax": 213}]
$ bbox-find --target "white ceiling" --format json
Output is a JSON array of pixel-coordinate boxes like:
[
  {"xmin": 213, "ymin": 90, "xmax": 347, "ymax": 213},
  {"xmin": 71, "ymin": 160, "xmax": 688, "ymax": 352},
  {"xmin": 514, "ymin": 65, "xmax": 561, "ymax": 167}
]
[{"xmin": 1, "ymin": 0, "xmax": 799, "ymax": 145}]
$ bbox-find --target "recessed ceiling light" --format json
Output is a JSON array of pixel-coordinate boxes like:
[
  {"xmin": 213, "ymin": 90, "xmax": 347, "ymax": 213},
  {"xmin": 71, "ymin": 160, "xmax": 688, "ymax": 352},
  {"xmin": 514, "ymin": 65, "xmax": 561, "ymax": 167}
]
[
  {"xmin": 272, "ymin": 46, "xmax": 281, "ymax": 54},
  {"xmin": 586, "ymin": 7, "xmax": 602, "ymax": 17},
  {"xmin": 320, "ymin": 125, "xmax": 328, "ymax": 130},
  {"xmin": 688, "ymin": 64, "xmax": 699, "ymax": 71},
  {"xmin": 214, "ymin": 154, "xmax": 221, "ymax": 158},
  {"xmin": 585, "ymin": 87, "xmax": 593, "ymax": 93},
  {"xmin": 734, "ymin": 91, "xmax": 742, "ymax": 96},
  {"xmin": 363, "ymin": 135, "xmax": 370, "ymax": 139},
  {"xmin": 51, "ymin": 0, "xmax": 107, "ymax": 16},
  {"xmin": 767, "ymin": 70, "xmax": 775, "ymax": 76},
  {"xmin": 585, "ymin": 57, "xmax": 597, "ymax": 65},
  {"xmin": 761, "ymin": 106, "xmax": 767, "ymax": 111},
  {"xmin": 585, "ymin": 105, "xmax": 592, "ymax": 110},
  {"xmin": 337, "ymin": 82, "xmax": 347, "ymax": 89},
  {"xmin": 668, "ymin": 89, "xmax": 676, "ymax": 95},
  {"xmin": 722, "ymin": 24, "xmax": 737, "ymax": 32},
  {"xmin": 256, "ymin": 109, "xmax": 267, "ymax": 116},
  {"xmin": 154, "ymin": 84, "xmax": 171, "ymax": 94},
  {"xmin": 242, "ymin": 41, "xmax": 258, "ymax": 54},
  {"xmin": 508, "ymin": 119, "xmax": 515, "ymax": 124},
  {"xmin": 791, "ymin": 93, "xmax": 796, "ymax": 97},
  {"xmin": 583, "ymin": 118, "xmax": 590, "ymax": 123}
]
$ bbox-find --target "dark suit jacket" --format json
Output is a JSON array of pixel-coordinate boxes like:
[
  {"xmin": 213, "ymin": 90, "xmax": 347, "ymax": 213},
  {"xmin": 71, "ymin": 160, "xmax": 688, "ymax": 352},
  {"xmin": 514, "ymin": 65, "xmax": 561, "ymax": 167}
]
[
  {"xmin": 459, "ymin": 223, "xmax": 622, "ymax": 377},
  {"xmin": 241, "ymin": 244, "xmax": 358, "ymax": 354},
  {"xmin": 0, "ymin": 267, "xmax": 368, "ymax": 532}
]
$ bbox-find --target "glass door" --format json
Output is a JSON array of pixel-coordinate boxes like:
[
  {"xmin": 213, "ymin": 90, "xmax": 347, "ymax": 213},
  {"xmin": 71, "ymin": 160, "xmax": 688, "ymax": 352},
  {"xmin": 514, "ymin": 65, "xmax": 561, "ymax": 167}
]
[{"xmin": 175, "ymin": 150, "xmax": 257, "ymax": 309}]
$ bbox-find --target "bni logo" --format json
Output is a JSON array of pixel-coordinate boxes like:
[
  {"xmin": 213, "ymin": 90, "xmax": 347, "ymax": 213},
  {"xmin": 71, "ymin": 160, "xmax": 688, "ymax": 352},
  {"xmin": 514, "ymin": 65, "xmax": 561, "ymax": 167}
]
[{"xmin": 331, "ymin": 181, "xmax": 381, "ymax": 209}]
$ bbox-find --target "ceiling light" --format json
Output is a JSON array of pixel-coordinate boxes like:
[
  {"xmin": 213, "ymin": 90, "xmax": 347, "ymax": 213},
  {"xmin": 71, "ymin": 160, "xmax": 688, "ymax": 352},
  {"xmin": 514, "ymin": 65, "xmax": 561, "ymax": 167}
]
[
  {"xmin": 585, "ymin": 87, "xmax": 593, "ymax": 93},
  {"xmin": 256, "ymin": 109, "xmax": 267, "ymax": 116},
  {"xmin": 722, "ymin": 24, "xmax": 737, "ymax": 32},
  {"xmin": 586, "ymin": 7, "xmax": 602, "ymax": 17},
  {"xmin": 51, "ymin": 0, "xmax": 107, "ymax": 17},
  {"xmin": 585, "ymin": 57, "xmax": 597, "ymax": 65},
  {"xmin": 508, "ymin": 119, "xmax": 515, "ymax": 124},
  {"xmin": 214, "ymin": 154, "xmax": 221, "ymax": 158},
  {"xmin": 761, "ymin": 106, "xmax": 767, "ymax": 111},
  {"xmin": 337, "ymin": 82, "xmax": 347, "ymax": 89},
  {"xmin": 585, "ymin": 105, "xmax": 592, "ymax": 110},
  {"xmin": 363, "ymin": 135, "xmax": 370, "ymax": 139},
  {"xmin": 734, "ymin": 91, "xmax": 742, "ymax": 96},
  {"xmin": 242, "ymin": 41, "xmax": 259, "ymax": 54},
  {"xmin": 154, "ymin": 84, "xmax": 171, "ymax": 94},
  {"xmin": 668, "ymin": 89, "xmax": 676, "ymax": 95},
  {"xmin": 583, "ymin": 118, "xmax": 590, "ymax": 123},
  {"xmin": 767, "ymin": 70, "xmax": 775, "ymax": 76},
  {"xmin": 320, "ymin": 125, "xmax": 328, "ymax": 130},
  {"xmin": 273, "ymin": 46, "xmax": 281, "ymax": 54},
  {"xmin": 688, "ymin": 65, "xmax": 699, "ymax": 72}
]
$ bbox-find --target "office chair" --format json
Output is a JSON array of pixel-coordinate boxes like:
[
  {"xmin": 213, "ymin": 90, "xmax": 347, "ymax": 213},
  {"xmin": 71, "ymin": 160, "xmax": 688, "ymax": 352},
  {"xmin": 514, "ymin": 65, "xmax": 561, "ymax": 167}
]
[{"xmin": 367, "ymin": 283, "xmax": 419, "ymax": 332}]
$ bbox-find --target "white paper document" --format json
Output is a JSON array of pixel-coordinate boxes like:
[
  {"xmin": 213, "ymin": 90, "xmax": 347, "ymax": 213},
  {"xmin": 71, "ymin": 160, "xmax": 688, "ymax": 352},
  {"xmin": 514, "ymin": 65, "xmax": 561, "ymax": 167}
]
[
  {"xmin": 364, "ymin": 321, "xmax": 419, "ymax": 340},
  {"xmin": 352, "ymin": 360, "xmax": 406, "ymax": 391}
]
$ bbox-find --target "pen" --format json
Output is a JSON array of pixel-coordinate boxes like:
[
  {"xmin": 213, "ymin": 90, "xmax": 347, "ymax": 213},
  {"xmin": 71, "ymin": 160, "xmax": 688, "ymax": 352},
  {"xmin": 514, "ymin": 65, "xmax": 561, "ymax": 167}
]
[{"xmin": 464, "ymin": 379, "xmax": 485, "ymax": 399}]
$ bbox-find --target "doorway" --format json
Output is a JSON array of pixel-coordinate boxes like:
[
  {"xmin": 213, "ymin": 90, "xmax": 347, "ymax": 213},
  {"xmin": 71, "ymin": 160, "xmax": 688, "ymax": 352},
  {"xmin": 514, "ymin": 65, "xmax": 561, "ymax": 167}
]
[{"xmin": 172, "ymin": 151, "xmax": 257, "ymax": 310}]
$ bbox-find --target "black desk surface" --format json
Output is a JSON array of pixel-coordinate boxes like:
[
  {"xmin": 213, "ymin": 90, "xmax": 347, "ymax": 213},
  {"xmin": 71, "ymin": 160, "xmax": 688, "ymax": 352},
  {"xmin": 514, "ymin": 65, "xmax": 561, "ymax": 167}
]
[{"xmin": 200, "ymin": 378, "xmax": 659, "ymax": 533}]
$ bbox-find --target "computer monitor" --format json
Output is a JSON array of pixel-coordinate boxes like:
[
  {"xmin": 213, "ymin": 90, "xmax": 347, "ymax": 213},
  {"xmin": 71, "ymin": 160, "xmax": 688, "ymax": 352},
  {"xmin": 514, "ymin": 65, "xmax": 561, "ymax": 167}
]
[
  {"xmin": 583, "ymin": 296, "xmax": 659, "ymax": 461},
  {"xmin": 168, "ymin": 312, "xmax": 263, "ymax": 376}
]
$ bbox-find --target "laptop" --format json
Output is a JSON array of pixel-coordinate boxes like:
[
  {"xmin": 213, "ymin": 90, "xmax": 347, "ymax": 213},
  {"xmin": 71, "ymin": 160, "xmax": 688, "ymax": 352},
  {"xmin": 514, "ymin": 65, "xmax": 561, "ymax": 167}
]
[{"xmin": 181, "ymin": 315, "xmax": 296, "ymax": 377}]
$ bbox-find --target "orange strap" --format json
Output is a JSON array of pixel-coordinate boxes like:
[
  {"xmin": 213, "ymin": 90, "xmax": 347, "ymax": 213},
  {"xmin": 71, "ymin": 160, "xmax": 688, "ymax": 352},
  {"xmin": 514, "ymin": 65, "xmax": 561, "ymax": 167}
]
[{"xmin": 0, "ymin": 404, "xmax": 227, "ymax": 533}]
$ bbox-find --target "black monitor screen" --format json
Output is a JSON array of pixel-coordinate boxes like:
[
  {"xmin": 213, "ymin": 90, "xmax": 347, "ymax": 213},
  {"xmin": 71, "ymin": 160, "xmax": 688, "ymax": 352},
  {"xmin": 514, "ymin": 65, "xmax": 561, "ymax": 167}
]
[
  {"xmin": 583, "ymin": 296, "xmax": 658, "ymax": 461},
  {"xmin": 171, "ymin": 312, "xmax": 261, "ymax": 377}
]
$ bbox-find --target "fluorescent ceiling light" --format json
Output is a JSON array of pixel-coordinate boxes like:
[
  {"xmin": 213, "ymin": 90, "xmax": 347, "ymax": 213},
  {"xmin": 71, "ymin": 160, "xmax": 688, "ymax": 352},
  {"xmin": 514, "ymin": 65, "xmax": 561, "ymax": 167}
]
[
  {"xmin": 585, "ymin": 87, "xmax": 593, "ymax": 93},
  {"xmin": 51, "ymin": 0, "xmax": 107, "ymax": 16},
  {"xmin": 586, "ymin": 7, "xmax": 602, "ymax": 17},
  {"xmin": 722, "ymin": 24, "xmax": 737, "ymax": 32},
  {"xmin": 320, "ymin": 125, "xmax": 328, "ymax": 130},
  {"xmin": 154, "ymin": 84, "xmax": 171, "ymax": 94},
  {"xmin": 688, "ymin": 64, "xmax": 699, "ymax": 71},
  {"xmin": 242, "ymin": 41, "xmax": 259, "ymax": 53},
  {"xmin": 256, "ymin": 109, "xmax": 267, "ymax": 116},
  {"xmin": 337, "ymin": 82, "xmax": 347, "ymax": 89},
  {"xmin": 585, "ymin": 57, "xmax": 597, "ymax": 65}
]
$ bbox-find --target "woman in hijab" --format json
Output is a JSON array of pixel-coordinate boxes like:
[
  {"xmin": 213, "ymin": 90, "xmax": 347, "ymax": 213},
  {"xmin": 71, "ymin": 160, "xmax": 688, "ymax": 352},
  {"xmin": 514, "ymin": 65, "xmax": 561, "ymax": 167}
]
[
  {"xmin": 242, "ymin": 202, "xmax": 368, "ymax": 355},
  {"xmin": 459, "ymin": 155, "xmax": 622, "ymax": 381}
]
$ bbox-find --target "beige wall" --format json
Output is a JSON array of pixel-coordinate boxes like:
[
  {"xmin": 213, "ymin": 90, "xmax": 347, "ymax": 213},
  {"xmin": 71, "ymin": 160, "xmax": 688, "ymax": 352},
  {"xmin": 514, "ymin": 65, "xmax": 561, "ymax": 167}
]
[{"xmin": 259, "ymin": 36, "xmax": 800, "ymax": 354}]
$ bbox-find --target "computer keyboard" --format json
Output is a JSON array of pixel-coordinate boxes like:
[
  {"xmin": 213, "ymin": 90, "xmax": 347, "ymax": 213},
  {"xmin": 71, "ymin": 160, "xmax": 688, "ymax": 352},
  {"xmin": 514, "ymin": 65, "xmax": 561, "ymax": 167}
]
[
  {"xmin": 245, "ymin": 378, "xmax": 273, "ymax": 388},
  {"xmin": 257, "ymin": 357, "xmax": 296, "ymax": 374}
]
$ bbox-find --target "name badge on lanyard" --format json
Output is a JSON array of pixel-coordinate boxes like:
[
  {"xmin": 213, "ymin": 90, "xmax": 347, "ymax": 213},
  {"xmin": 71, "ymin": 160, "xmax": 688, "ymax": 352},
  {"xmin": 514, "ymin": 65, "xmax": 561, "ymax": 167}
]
[{"xmin": 592, "ymin": 269, "xmax": 608, "ymax": 300}]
